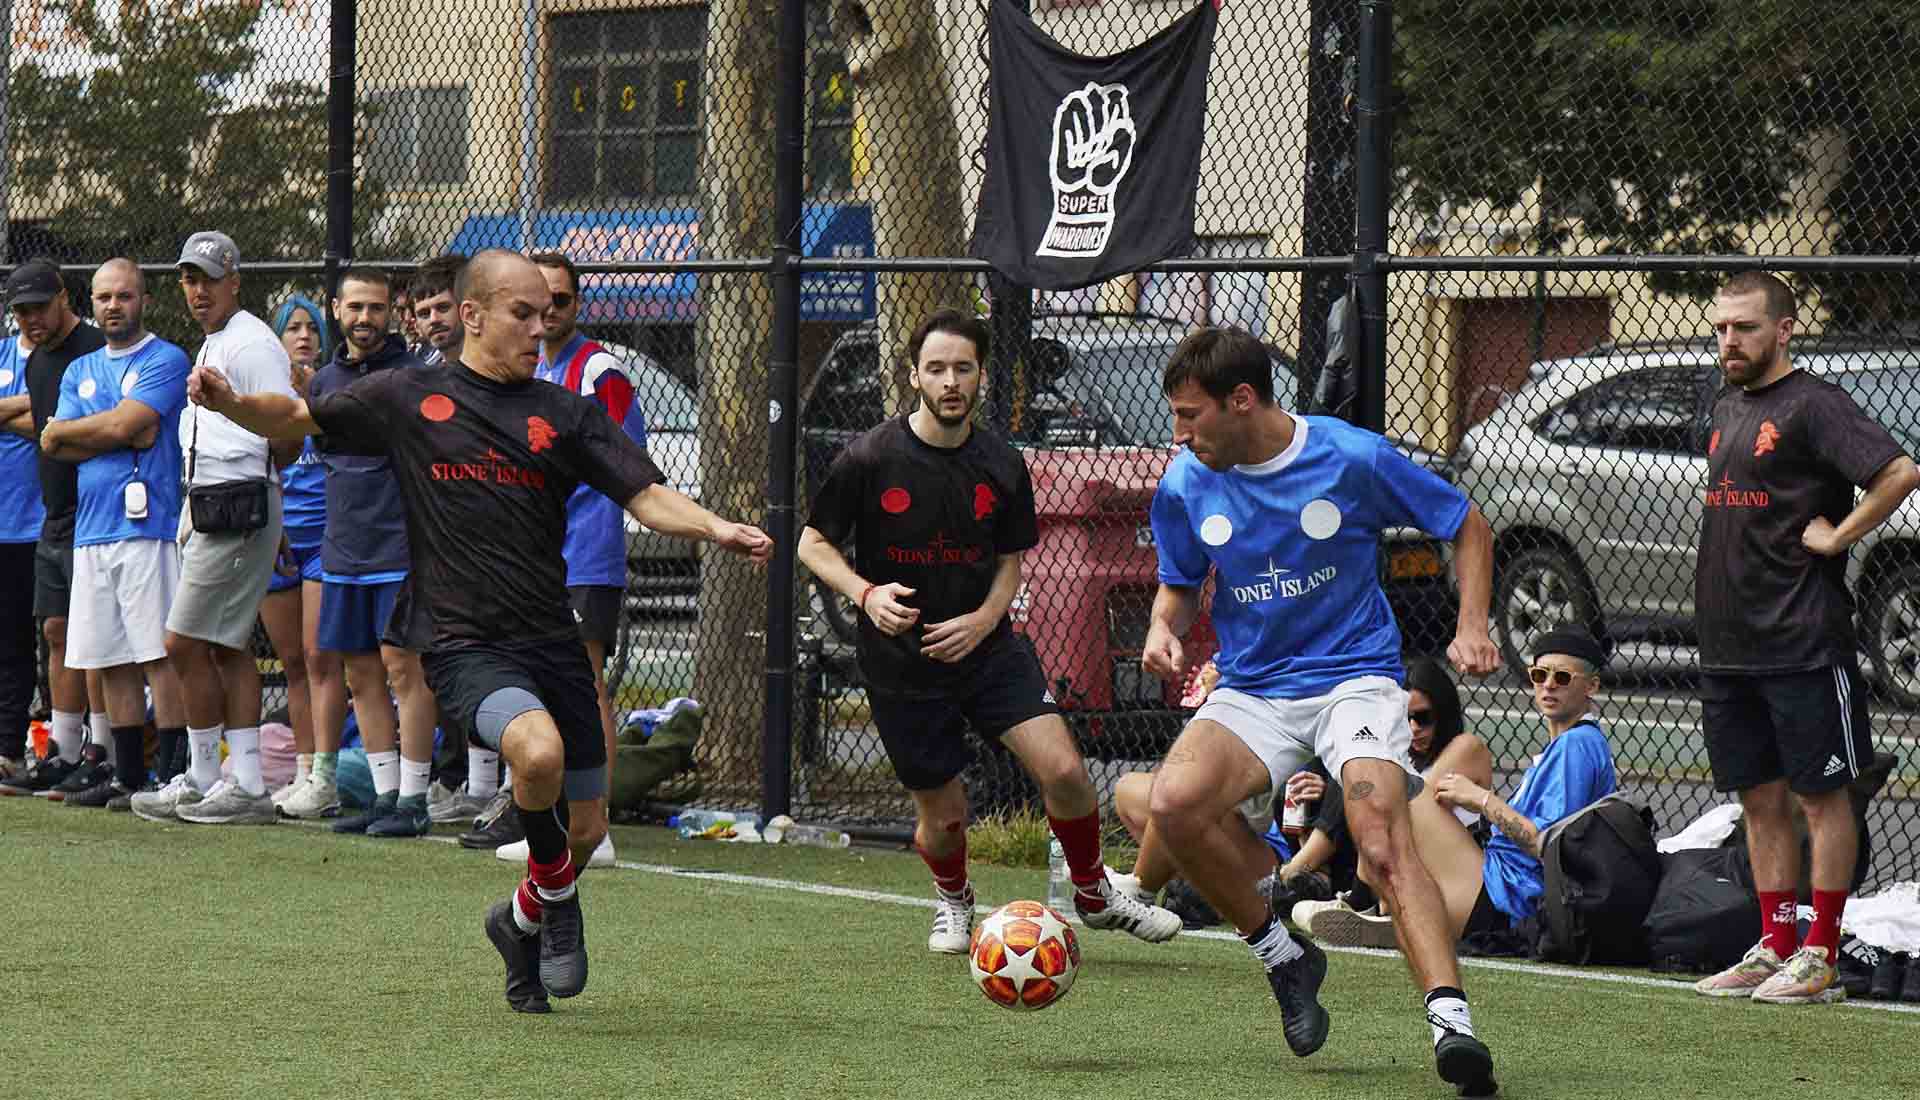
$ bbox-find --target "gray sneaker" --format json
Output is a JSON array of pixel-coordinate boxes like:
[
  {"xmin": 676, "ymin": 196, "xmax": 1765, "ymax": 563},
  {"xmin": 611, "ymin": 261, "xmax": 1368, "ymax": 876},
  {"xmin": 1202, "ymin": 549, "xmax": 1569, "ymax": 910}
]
[
  {"xmin": 177, "ymin": 780, "xmax": 278, "ymax": 825},
  {"xmin": 278, "ymin": 775, "xmax": 341, "ymax": 820},
  {"xmin": 428, "ymin": 782, "xmax": 493, "ymax": 825},
  {"xmin": 130, "ymin": 774, "xmax": 205, "ymax": 822}
]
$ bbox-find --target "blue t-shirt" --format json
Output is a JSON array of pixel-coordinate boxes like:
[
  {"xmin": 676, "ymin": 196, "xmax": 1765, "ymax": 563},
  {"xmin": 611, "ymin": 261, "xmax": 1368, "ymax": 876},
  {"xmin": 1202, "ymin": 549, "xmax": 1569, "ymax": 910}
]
[
  {"xmin": 535, "ymin": 334, "xmax": 648, "ymax": 587},
  {"xmin": 1150, "ymin": 415, "xmax": 1469, "ymax": 699},
  {"xmin": 0, "ymin": 336, "xmax": 44, "ymax": 543},
  {"xmin": 1481, "ymin": 720, "xmax": 1618, "ymax": 922},
  {"xmin": 55, "ymin": 335, "xmax": 191, "ymax": 547},
  {"xmin": 281, "ymin": 438, "xmax": 326, "ymax": 546}
]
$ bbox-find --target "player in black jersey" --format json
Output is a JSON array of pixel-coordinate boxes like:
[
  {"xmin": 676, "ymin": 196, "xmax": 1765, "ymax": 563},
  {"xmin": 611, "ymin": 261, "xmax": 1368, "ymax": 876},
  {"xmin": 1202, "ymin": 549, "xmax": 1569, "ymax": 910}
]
[
  {"xmin": 798, "ymin": 309, "xmax": 1180, "ymax": 954},
  {"xmin": 189, "ymin": 250, "xmax": 771, "ymax": 1011}
]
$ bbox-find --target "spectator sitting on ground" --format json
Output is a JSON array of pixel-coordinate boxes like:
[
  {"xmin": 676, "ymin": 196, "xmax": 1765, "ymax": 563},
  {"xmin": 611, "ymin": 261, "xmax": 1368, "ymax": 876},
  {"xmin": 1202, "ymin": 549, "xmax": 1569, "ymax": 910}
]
[{"xmin": 1294, "ymin": 629, "xmax": 1617, "ymax": 948}]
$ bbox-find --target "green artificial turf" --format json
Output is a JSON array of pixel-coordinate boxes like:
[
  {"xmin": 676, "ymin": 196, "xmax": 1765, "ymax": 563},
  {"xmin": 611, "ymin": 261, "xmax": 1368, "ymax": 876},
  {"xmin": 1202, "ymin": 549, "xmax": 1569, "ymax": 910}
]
[{"xmin": 5, "ymin": 798, "xmax": 1916, "ymax": 1100}]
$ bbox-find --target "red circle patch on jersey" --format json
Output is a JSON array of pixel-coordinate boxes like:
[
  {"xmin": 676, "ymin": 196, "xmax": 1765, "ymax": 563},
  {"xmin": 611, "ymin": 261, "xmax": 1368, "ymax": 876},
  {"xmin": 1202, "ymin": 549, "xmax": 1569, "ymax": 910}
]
[
  {"xmin": 420, "ymin": 394, "xmax": 455, "ymax": 422},
  {"xmin": 880, "ymin": 487, "xmax": 912, "ymax": 514}
]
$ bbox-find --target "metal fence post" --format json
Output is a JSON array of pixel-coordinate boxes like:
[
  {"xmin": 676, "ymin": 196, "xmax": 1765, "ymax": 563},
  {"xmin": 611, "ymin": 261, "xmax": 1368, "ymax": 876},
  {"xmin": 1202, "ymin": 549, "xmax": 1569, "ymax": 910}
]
[
  {"xmin": 1352, "ymin": 0, "xmax": 1392, "ymax": 435},
  {"xmin": 1297, "ymin": 0, "xmax": 1358, "ymax": 412},
  {"xmin": 762, "ymin": 0, "xmax": 807, "ymax": 822},
  {"xmin": 324, "ymin": 0, "xmax": 357, "ymax": 297}
]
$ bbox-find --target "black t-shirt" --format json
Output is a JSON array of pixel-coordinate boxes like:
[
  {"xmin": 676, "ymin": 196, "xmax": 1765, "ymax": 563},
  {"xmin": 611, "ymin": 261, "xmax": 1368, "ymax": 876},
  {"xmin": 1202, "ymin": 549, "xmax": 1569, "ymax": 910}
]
[
  {"xmin": 307, "ymin": 362, "xmax": 663, "ymax": 649},
  {"xmin": 1696, "ymin": 369, "xmax": 1905, "ymax": 673},
  {"xmin": 27, "ymin": 322, "xmax": 106, "ymax": 541},
  {"xmin": 806, "ymin": 416, "xmax": 1039, "ymax": 695}
]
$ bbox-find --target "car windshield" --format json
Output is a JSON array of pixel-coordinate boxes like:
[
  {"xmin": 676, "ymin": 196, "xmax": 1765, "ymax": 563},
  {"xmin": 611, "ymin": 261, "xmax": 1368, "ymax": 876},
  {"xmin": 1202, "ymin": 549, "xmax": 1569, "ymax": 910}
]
[
  {"xmin": 1830, "ymin": 368, "xmax": 1920, "ymax": 454},
  {"xmin": 631, "ymin": 359, "xmax": 697, "ymax": 432}
]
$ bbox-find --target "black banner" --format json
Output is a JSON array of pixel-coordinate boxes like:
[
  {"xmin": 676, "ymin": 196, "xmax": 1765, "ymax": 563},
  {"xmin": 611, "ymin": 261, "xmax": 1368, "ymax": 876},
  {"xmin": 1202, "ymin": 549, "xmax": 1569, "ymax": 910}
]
[{"xmin": 970, "ymin": 0, "xmax": 1217, "ymax": 291}]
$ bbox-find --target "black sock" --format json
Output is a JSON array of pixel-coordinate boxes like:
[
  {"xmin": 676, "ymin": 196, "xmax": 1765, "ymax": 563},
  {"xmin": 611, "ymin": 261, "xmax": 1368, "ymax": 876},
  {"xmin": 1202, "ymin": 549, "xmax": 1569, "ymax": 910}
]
[
  {"xmin": 519, "ymin": 795, "xmax": 570, "ymax": 865},
  {"xmin": 158, "ymin": 728, "xmax": 187, "ymax": 782},
  {"xmin": 1425, "ymin": 986, "xmax": 1467, "ymax": 1007},
  {"xmin": 111, "ymin": 726, "xmax": 146, "ymax": 789}
]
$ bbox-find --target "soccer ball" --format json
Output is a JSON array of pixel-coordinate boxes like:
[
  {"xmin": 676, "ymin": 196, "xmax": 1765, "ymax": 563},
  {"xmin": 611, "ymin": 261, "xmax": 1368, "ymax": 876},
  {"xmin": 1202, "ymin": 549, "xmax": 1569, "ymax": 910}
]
[{"xmin": 968, "ymin": 900, "xmax": 1080, "ymax": 1011}]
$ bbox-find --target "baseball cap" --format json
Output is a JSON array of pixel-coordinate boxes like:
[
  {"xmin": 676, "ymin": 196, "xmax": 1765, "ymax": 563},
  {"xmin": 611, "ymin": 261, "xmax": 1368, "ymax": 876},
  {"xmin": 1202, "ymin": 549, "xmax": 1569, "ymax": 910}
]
[
  {"xmin": 1532, "ymin": 627, "xmax": 1608, "ymax": 671},
  {"xmin": 178, "ymin": 231, "xmax": 241, "ymax": 278},
  {"xmin": 4, "ymin": 260, "xmax": 65, "ymax": 307}
]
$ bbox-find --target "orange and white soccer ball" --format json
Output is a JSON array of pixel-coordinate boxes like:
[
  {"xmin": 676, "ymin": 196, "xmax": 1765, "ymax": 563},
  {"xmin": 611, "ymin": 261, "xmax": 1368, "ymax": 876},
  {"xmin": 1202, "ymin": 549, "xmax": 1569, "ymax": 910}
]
[{"xmin": 968, "ymin": 900, "xmax": 1081, "ymax": 1011}]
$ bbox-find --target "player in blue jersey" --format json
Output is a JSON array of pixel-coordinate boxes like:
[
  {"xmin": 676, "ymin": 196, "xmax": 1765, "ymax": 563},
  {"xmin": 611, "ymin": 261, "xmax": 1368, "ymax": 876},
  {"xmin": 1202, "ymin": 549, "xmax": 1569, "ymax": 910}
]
[
  {"xmin": 1139, "ymin": 327, "xmax": 1501, "ymax": 1096},
  {"xmin": 263, "ymin": 295, "xmax": 348, "ymax": 818},
  {"xmin": 0, "ymin": 324, "xmax": 44, "ymax": 778}
]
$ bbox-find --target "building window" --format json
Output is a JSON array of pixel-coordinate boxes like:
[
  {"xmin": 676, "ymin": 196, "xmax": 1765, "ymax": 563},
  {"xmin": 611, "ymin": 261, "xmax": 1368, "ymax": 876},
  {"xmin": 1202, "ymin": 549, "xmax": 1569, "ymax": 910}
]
[
  {"xmin": 547, "ymin": 7, "xmax": 707, "ymax": 203},
  {"xmin": 1139, "ymin": 235, "xmax": 1272, "ymax": 341},
  {"xmin": 806, "ymin": 1, "xmax": 854, "ymax": 197},
  {"xmin": 366, "ymin": 86, "xmax": 471, "ymax": 187}
]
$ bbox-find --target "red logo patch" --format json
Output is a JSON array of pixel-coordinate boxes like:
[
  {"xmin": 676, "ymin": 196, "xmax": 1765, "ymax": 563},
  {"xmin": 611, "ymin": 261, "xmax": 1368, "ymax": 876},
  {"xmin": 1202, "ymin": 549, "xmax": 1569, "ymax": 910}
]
[
  {"xmin": 973, "ymin": 482, "xmax": 997, "ymax": 521},
  {"xmin": 420, "ymin": 394, "xmax": 455, "ymax": 422},
  {"xmin": 527, "ymin": 416, "xmax": 558, "ymax": 453},
  {"xmin": 1708, "ymin": 429, "xmax": 1720, "ymax": 455},
  {"xmin": 880, "ymin": 487, "xmax": 911, "ymax": 514},
  {"xmin": 1754, "ymin": 420, "xmax": 1779, "ymax": 457}
]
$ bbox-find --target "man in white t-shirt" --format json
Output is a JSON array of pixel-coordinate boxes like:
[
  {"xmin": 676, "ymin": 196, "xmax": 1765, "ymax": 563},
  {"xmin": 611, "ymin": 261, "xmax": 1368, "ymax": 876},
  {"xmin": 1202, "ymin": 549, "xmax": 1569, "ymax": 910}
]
[{"xmin": 132, "ymin": 231, "xmax": 300, "ymax": 826}]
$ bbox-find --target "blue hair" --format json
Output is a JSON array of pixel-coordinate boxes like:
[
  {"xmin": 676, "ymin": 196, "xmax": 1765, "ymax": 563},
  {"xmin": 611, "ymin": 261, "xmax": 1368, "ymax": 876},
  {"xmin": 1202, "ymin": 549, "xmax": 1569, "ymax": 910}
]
[{"xmin": 269, "ymin": 294, "xmax": 331, "ymax": 363}]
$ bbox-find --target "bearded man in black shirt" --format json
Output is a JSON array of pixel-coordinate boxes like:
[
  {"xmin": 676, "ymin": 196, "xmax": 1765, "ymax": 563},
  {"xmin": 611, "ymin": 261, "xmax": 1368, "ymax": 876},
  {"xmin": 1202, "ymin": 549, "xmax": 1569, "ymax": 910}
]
[
  {"xmin": 189, "ymin": 249, "xmax": 771, "ymax": 1012},
  {"xmin": 798, "ymin": 309, "xmax": 1179, "ymax": 956},
  {"xmin": 1692, "ymin": 271, "xmax": 1919, "ymax": 1006}
]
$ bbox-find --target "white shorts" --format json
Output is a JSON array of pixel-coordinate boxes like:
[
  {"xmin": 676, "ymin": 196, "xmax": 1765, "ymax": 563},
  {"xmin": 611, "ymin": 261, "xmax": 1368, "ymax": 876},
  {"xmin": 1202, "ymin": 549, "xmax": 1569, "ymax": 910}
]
[
  {"xmin": 67, "ymin": 538, "xmax": 181, "ymax": 669},
  {"xmin": 1194, "ymin": 675, "xmax": 1416, "ymax": 828}
]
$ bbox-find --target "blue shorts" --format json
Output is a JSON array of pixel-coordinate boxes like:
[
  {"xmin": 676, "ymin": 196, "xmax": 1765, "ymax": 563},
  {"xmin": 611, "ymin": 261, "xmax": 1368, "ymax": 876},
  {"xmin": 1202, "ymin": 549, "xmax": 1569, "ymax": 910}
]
[
  {"xmin": 317, "ymin": 579, "xmax": 404, "ymax": 654},
  {"xmin": 267, "ymin": 537, "xmax": 324, "ymax": 594}
]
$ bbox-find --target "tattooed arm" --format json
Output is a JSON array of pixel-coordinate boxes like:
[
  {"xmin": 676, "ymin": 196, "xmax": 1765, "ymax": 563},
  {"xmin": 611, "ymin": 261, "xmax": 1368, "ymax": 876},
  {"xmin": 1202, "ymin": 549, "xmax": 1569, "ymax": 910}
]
[{"xmin": 1479, "ymin": 792, "xmax": 1543, "ymax": 859}]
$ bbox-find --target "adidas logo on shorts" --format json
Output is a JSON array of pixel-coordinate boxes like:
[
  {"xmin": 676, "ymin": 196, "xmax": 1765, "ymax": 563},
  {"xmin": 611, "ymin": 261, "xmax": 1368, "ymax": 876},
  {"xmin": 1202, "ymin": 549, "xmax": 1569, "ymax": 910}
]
[
  {"xmin": 1823, "ymin": 755, "xmax": 1846, "ymax": 777},
  {"xmin": 1352, "ymin": 726, "xmax": 1378, "ymax": 743}
]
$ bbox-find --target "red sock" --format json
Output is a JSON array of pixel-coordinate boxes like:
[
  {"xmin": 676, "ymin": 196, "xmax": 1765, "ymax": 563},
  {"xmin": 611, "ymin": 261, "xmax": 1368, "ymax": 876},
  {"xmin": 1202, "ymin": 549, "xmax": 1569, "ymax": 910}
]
[
  {"xmin": 1805, "ymin": 889, "xmax": 1848, "ymax": 956},
  {"xmin": 1758, "ymin": 889, "xmax": 1799, "ymax": 958},
  {"xmin": 529, "ymin": 852, "xmax": 577, "ymax": 901},
  {"xmin": 513, "ymin": 879, "xmax": 544, "ymax": 928},
  {"xmin": 1048, "ymin": 811, "xmax": 1107, "ymax": 892},
  {"xmin": 917, "ymin": 839, "xmax": 969, "ymax": 896}
]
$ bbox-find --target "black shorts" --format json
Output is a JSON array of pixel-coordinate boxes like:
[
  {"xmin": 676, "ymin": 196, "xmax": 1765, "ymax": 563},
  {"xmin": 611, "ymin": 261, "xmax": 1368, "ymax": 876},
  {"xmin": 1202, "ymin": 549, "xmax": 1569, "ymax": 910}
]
[
  {"xmin": 1464, "ymin": 882, "xmax": 1512, "ymax": 937},
  {"xmin": 568, "ymin": 585, "xmax": 621, "ymax": 652},
  {"xmin": 867, "ymin": 636, "xmax": 1060, "ymax": 791},
  {"xmin": 379, "ymin": 579, "xmax": 433, "ymax": 652},
  {"xmin": 423, "ymin": 640, "xmax": 606, "ymax": 800},
  {"xmin": 1700, "ymin": 663, "xmax": 1873, "ymax": 796},
  {"xmin": 32, "ymin": 537, "xmax": 74, "ymax": 619}
]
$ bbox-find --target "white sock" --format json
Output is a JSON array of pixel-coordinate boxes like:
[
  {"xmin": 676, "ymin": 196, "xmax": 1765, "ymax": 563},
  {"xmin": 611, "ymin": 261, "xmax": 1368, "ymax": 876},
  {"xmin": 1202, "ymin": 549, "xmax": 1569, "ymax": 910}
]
[
  {"xmin": 187, "ymin": 725, "xmax": 223, "ymax": 790},
  {"xmin": 1426, "ymin": 990, "xmax": 1475, "ymax": 1043},
  {"xmin": 50, "ymin": 710, "xmax": 84, "ymax": 763},
  {"xmin": 468, "ymin": 748, "xmax": 500, "ymax": 798},
  {"xmin": 399, "ymin": 755, "xmax": 431, "ymax": 800},
  {"xmin": 225, "ymin": 727, "xmax": 264, "ymax": 794},
  {"xmin": 89, "ymin": 712, "xmax": 112, "ymax": 749},
  {"xmin": 502, "ymin": 763, "xmax": 514, "ymax": 790},
  {"xmin": 368, "ymin": 750, "xmax": 400, "ymax": 797},
  {"xmin": 1244, "ymin": 912, "xmax": 1305, "ymax": 969},
  {"xmin": 294, "ymin": 754, "xmax": 313, "ymax": 783}
]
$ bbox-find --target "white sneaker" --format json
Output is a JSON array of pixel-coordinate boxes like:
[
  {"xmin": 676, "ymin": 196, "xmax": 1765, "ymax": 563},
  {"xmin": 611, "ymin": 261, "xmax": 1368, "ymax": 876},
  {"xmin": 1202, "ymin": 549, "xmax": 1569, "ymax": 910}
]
[
  {"xmin": 177, "ymin": 779, "xmax": 278, "ymax": 825},
  {"xmin": 1293, "ymin": 897, "xmax": 1399, "ymax": 949},
  {"xmin": 1078, "ymin": 868, "xmax": 1182, "ymax": 943},
  {"xmin": 130, "ymin": 774, "xmax": 204, "ymax": 822},
  {"xmin": 494, "ymin": 833, "xmax": 616, "ymax": 869},
  {"xmin": 1107, "ymin": 870, "xmax": 1155, "ymax": 905},
  {"xmin": 278, "ymin": 775, "xmax": 341, "ymax": 820},
  {"xmin": 928, "ymin": 887, "xmax": 975, "ymax": 954},
  {"xmin": 270, "ymin": 772, "xmax": 310, "ymax": 808}
]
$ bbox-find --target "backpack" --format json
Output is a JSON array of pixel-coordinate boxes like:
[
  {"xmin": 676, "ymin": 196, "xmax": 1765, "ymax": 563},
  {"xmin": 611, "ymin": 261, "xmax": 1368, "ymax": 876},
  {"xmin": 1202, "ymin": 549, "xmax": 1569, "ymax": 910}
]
[
  {"xmin": 1534, "ymin": 794, "xmax": 1663, "ymax": 964},
  {"xmin": 1643, "ymin": 845, "xmax": 1761, "ymax": 974}
]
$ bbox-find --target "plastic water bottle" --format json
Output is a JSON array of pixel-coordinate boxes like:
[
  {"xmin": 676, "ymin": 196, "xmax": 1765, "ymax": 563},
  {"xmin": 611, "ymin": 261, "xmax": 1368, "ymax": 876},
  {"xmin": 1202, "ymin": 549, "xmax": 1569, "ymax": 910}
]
[
  {"xmin": 781, "ymin": 823, "xmax": 852, "ymax": 849},
  {"xmin": 1046, "ymin": 837, "xmax": 1074, "ymax": 912},
  {"xmin": 672, "ymin": 809, "xmax": 758, "ymax": 838}
]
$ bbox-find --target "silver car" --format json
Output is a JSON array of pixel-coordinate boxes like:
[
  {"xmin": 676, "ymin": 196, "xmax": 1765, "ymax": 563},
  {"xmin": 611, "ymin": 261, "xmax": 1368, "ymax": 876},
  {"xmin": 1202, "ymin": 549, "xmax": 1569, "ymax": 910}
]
[
  {"xmin": 596, "ymin": 344, "xmax": 703, "ymax": 589},
  {"xmin": 1459, "ymin": 338, "xmax": 1920, "ymax": 703}
]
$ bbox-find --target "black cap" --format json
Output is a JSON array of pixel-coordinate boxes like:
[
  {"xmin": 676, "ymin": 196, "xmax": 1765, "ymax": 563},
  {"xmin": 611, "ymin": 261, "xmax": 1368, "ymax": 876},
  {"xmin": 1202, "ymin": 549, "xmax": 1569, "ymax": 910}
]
[
  {"xmin": 4, "ymin": 261, "xmax": 64, "ymax": 307},
  {"xmin": 1533, "ymin": 627, "xmax": 1607, "ymax": 671}
]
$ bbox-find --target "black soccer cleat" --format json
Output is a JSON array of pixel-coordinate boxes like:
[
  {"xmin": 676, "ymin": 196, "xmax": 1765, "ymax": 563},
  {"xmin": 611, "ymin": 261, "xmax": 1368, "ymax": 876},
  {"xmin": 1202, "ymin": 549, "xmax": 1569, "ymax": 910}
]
[
  {"xmin": 1265, "ymin": 932, "xmax": 1331, "ymax": 1057},
  {"xmin": 460, "ymin": 800, "xmax": 525, "ymax": 850},
  {"xmin": 65, "ymin": 778, "xmax": 135, "ymax": 809},
  {"xmin": 484, "ymin": 901, "xmax": 550, "ymax": 1014},
  {"xmin": 537, "ymin": 892, "xmax": 589, "ymax": 998},
  {"xmin": 0, "ymin": 753, "xmax": 76, "ymax": 796},
  {"xmin": 45, "ymin": 750, "xmax": 112, "ymax": 801},
  {"xmin": 1435, "ymin": 1029, "xmax": 1498, "ymax": 1097}
]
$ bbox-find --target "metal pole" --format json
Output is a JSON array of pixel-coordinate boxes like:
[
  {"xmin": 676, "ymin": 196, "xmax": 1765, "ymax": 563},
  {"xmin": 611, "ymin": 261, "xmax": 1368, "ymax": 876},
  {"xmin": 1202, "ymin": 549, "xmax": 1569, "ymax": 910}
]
[
  {"xmin": 762, "ymin": 0, "xmax": 806, "ymax": 822},
  {"xmin": 985, "ymin": 0, "xmax": 1034, "ymax": 438},
  {"xmin": 515, "ymin": 0, "xmax": 541, "ymax": 251},
  {"xmin": 1296, "ymin": 0, "xmax": 1358, "ymax": 413},
  {"xmin": 0, "ymin": 2, "xmax": 13, "ymax": 264},
  {"xmin": 324, "ymin": 0, "xmax": 357, "ymax": 297},
  {"xmin": 1352, "ymin": 0, "xmax": 1392, "ymax": 435}
]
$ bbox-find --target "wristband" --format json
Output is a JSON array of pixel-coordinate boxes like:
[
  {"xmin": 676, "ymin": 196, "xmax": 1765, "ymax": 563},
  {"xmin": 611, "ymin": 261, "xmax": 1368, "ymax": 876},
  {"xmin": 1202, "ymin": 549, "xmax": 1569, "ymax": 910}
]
[{"xmin": 859, "ymin": 584, "xmax": 877, "ymax": 617}]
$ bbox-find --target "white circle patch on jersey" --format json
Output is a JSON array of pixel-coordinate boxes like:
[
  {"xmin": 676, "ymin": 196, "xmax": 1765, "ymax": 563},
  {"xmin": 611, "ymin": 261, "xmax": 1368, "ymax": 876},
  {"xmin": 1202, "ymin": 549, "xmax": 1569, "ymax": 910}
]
[
  {"xmin": 1200, "ymin": 513, "xmax": 1234, "ymax": 546},
  {"xmin": 122, "ymin": 370, "xmax": 139, "ymax": 396},
  {"xmin": 0, "ymin": 369, "xmax": 12, "ymax": 387},
  {"xmin": 1301, "ymin": 498, "xmax": 1343, "ymax": 540},
  {"xmin": 77, "ymin": 377, "xmax": 98, "ymax": 399}
]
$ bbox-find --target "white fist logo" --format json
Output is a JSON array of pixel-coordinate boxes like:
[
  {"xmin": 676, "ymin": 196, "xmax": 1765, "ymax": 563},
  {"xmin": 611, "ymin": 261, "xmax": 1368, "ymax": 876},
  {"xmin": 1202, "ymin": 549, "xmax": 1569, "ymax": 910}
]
[{"xmin": 1037, "ymin": 82, "xmax": 1137, "ymax": 259}]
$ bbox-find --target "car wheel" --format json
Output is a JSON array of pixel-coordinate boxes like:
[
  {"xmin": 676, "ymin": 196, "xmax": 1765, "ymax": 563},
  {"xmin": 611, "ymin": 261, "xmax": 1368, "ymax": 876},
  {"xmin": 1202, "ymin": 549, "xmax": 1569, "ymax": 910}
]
[
  {"xmin": 1494, "ymin": 545, "xmax": 1599, "ymax": 675},
  {"xmin": 1864, "ymin": 566, "xmax": 1920, "ymax": 708}
]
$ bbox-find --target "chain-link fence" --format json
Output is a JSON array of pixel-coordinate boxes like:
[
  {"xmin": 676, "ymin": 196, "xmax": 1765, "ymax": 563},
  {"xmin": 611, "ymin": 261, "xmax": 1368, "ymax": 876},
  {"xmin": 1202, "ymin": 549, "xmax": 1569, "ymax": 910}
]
[{"xmin": 5, "ymin": 1, "xmax": 1916, "ymax": 885}]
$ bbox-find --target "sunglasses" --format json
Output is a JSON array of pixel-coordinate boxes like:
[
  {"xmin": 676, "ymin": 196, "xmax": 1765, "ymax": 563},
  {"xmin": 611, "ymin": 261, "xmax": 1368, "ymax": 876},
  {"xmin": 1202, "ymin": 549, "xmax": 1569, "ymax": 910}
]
[
  {"xmin": 1528, "ymin": 666, "xmax": 1580, "ymax": 687},
  {"xmin": 549, "ymin": 293, "xmax": 576, "ymax": 308},
  {"xmin": 1408, "ymin": 708, "xmax": 1434, "ymax": 728}
]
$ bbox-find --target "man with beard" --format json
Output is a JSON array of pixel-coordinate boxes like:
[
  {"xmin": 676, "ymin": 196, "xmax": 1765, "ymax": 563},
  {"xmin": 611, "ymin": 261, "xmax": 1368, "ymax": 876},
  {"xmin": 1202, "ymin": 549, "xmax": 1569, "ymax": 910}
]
[
  {"xmin": 409, "ymin": 255, "xmax": 465, "ymax": 367},
  {"xmin": 306, "ymin": 267, "xmax": 440, "ymax": 837},
  {"xmin": 1692, "ymin": 271, "xmax": 1919, "ymax": 1004},
  {"xmin": 796, "ymin": 309, "xmax": 1181, "ymax": 955},
  {"xmin": 38, "ymin": 259, "xmax": 192, "ymax": 807}
]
